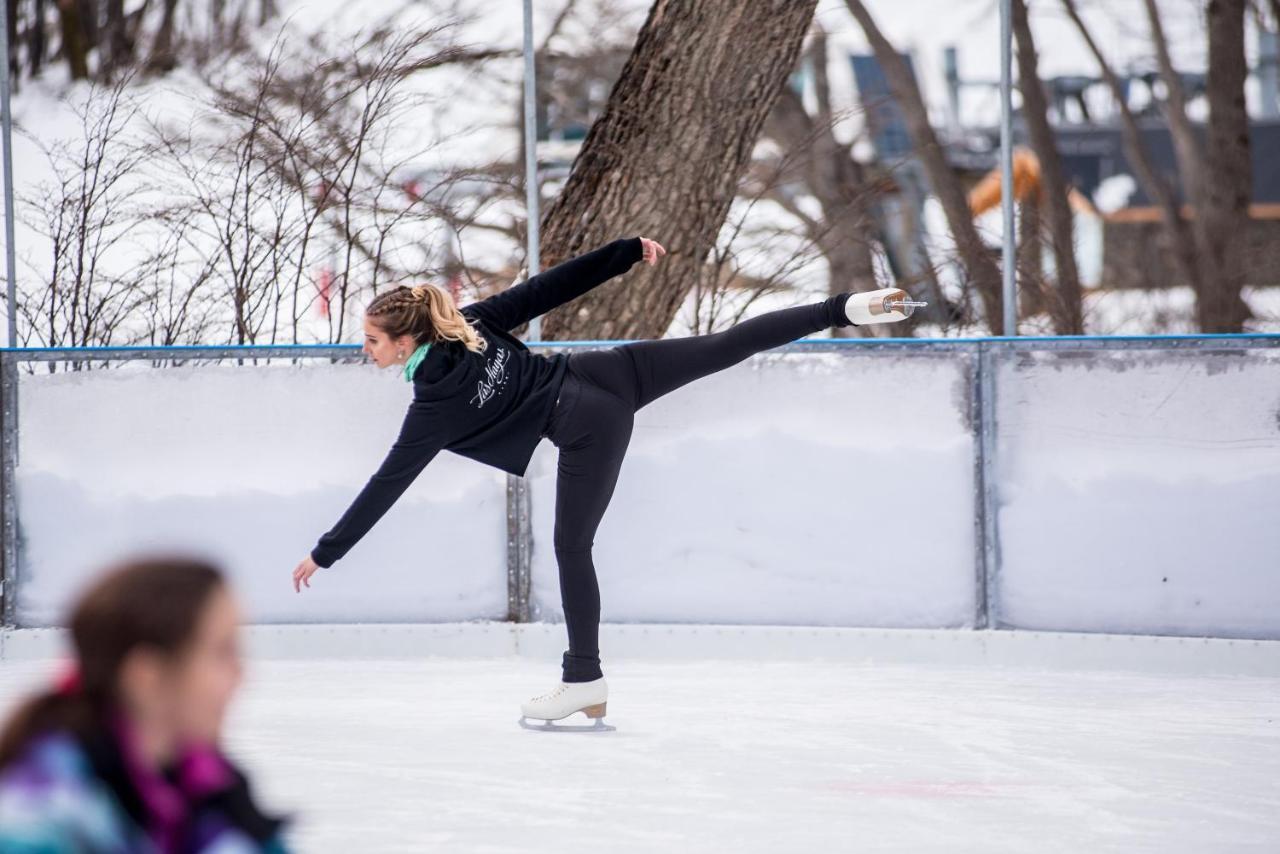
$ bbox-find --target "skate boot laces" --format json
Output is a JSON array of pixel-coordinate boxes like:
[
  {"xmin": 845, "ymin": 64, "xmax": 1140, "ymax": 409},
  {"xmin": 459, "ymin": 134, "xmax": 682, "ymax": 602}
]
[{"xmin": 533, "ymin": 684, "xmax": 568, "ymax": 703}]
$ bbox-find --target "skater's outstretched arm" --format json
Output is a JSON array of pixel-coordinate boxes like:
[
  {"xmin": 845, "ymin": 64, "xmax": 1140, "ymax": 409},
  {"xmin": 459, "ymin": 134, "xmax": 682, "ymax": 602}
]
[
  {"xmin": 294, "ymin": 402, "xmax": 446, "ymax": 590},
  {"xmin": 463, "ymin": 237, "xmax": 664, "ymax": 332}
]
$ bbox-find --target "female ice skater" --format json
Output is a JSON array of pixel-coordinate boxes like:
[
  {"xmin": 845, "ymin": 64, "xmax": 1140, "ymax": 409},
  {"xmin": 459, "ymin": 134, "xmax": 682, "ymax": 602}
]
[{"xmin": 291, "ymin": 236, "xmax": 921, "ymax": 728}]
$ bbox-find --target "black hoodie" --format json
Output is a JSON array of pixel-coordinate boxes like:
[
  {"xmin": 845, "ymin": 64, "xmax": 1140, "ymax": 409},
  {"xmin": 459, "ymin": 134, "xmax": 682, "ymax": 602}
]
[{"xmin": 310, "ymin": 237, "xmax": 644, "ymax": 568}]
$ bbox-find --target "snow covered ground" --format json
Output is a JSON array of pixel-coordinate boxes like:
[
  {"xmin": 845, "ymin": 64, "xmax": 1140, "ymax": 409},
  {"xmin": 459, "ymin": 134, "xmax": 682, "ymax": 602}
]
[
  {"xmin": 11, "ymin": 0, "xmax": 1273, "ymax": 344},
  {"xmin": 1, "ymin": 626, "xmax": 1277, "ymax": 853}
]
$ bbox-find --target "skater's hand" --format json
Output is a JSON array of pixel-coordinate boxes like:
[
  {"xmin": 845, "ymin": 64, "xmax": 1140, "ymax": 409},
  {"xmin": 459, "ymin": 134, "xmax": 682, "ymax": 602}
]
[
  {"xmin": 639, "ymin": 237, "xmax": 666, "ymax": 266},
  {"xmin": 293, "ymin": 555, "xmax": 320, "ymax": 592}
]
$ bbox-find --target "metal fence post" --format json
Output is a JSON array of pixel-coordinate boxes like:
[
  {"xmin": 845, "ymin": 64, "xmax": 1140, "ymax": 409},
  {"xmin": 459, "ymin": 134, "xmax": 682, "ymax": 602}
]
[
  {"xmin": 506, "ymin": 474, "xmax": 533, "ymax": 622},
  {"xmin": 509, "ymin": 0, "xmax": 540, "ymax": 624},
  {"xmin": 998, "ymin": 0, "xmax": 1017, "ymax": 337},
  {"xmin": 975, "ymin": 342, "xmax": 1002, "ymax": 629},
  {"xmin": 2, "ymin": 0, "xmax": 18, "ymax": 350},
  {"xmin": 0, "ymin": 353, "xmax": 18, "ymax": 627},
  {"xmin": 521, "ymin": 0, "xmax": 541, "ymax": 340},
  {"xmin": 969, "ymin": 344, "xmax": 989, "ymax": 629}
]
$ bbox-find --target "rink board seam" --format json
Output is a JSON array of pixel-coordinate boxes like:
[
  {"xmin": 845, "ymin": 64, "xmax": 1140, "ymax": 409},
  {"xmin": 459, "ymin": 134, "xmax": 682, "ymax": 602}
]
[{"xmin": 2, "ymin": 623, "xmax": 1277, "ymax": 677}]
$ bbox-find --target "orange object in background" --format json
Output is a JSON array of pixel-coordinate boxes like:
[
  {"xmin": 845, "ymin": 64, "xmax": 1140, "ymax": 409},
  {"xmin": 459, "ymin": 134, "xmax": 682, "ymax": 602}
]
[
  {"xmin": 968, "ymin": 148, "xmax": 1043, "ymax": 216},
  {"xmin": 967, "ymin": 147, "xmax": 1097, "ymax": 218}
]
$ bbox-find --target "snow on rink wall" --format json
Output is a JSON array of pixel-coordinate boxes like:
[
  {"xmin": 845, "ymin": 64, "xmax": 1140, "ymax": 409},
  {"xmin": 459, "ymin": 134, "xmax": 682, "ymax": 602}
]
[
  {"xmin": 13, "ymin": 361, "xmax": 509, "ymax": 626},
  {"xmin": 993, "ymin": 346, "xmax": 1280, "ymax": 639},
  {"xmin": 5, "ymin": 339, "xmax": 1280, "ymax": 639}
]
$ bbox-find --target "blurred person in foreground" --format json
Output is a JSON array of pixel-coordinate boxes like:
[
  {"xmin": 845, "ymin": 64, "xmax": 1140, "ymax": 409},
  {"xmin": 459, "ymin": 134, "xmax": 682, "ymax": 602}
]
[{"xmin": 0, "ymin": 556, "xmax": 288, "ymax": 853}]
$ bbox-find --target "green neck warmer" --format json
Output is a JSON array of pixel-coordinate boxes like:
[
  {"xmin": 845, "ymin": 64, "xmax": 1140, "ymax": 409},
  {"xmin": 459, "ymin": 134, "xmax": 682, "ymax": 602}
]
[{"xmin": 403, "ymin": 341, "xmax": 431, "ymax": 382}]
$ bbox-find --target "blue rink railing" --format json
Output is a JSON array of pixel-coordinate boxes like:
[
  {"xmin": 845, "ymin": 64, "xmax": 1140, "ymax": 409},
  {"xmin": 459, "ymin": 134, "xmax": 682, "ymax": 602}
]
[{"xmin": 2, "ymin": 333, "xmax": 1279, "ymax": 635}]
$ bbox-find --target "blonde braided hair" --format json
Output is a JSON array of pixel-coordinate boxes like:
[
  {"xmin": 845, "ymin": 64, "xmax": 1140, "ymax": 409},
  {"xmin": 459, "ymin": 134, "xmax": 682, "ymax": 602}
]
[{"xmin": 365, "ymin": 284, "xmax": 487, "ymax": 354}]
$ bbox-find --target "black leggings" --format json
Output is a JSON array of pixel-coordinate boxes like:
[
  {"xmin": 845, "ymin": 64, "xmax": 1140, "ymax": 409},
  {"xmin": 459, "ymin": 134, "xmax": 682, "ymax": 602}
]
[{"xmin": 540, "ymin": 296, "xmax": 851, "ymax": 682}]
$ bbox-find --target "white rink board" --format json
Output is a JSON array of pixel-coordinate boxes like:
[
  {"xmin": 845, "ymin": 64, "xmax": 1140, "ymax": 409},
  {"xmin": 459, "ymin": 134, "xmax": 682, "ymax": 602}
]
[
  {"xmin": 527, "ymin": 350, "xmax": 977, "ymax": 627},
  {"xmin": 13, "ymin": 344, "xmax": 1280, "ymax": 639},
  {"xmin": 994, "ymin": 348, "xmax": 1280, "ymax": 638},
  {"xmin": 15, "ymin": 363, "xmax": 508, "ymax": 627}
]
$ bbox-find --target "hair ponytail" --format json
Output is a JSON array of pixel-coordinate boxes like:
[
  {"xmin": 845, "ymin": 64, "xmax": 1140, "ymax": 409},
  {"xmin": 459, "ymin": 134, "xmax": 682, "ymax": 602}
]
[
  {"xmin": 0, "ymin": 689, "xmax": 97, "ymax": 769},
  {"xmin": 366, "ymin": 284, "xmax": 487, "ymax": 354}
]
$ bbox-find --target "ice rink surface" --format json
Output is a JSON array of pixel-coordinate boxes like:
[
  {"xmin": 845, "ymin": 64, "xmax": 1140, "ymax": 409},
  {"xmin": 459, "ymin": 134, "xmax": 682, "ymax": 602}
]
[{"xmin": 1, "ymin": 651, "xmax": 1277, "ymax": 853}]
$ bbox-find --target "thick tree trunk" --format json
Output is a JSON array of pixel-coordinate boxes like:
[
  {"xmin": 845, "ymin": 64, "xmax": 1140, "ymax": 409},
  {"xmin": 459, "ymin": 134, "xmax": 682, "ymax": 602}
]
[
  {"xmin": 1016, "ymin": 194, "xmax": 1044, "ymax": 318},
  {"xmin": 148, "ymin": 0, "xmax": 180, "ymax": 71},
  {"xmin": 29, "ymin": 0, "xmax": 48, "ymax": 77},
  {"xmin": 75, "ymin": 0, "xmax": 96, "ymax": 46},
  {"xmin": 5, "ymin": 0, "xmax": 16, "ymax": 83},
  {"xmin": 538, "ymin": 0, "xmax": 819, "ymax": 340},
  {"xmin": 102, "ymin": 0, "xmax": 133, "ymax": 76},
  {"xmin": 1011, "ymin": 0, "xmax": 1082, "ymax": 334},
  {"xmin": 1197, "ymin": 0, "xmax": 1252, "ymax": 332},
  {"xmin": 844, "ymin": 0, "xmax": 1005, "ymax": 333},
  {"xmin": 56, "ymin": 0, "xmax": 89, "ymax": 79}
]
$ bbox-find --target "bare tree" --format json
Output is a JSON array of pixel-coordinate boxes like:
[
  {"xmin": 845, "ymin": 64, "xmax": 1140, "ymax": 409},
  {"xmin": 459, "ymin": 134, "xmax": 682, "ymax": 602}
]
[
  {"xmin": 147, "ymin": 24, "xmax": 492, "ymax": 344},
  {"xmin": 514, "ymin": 0, "xmax": 812, "ymax": 336},
  {"xmin": 18, "ymin": 74, "xmax": 152, "ymax": 350},
  {"xmin": 28, "ymin": 0, "xmax": 50, "ymax": 78},
  {"xmin": 1066, "ymin": 0, "xmax": 1251, "ymax": 332},
  {"xmin": 1011, "ymin": 0, "xmax": 1082, "ymax": 334},
  {"xmin": 148, "ymin": 0, "xmax": 182, "ymax": 72},
  {"xmin": 6, "ymin": 0, "xmax": 18, "ymax": 82},
  {"xmin": 537, "ymin": 0, "xmax": 820, "ymax": 341},
  {"xmin": 9, "ymin": 0, "xmax": 285, "ymax": 82},
  {"xmin": 102, "ymin": 0, "xmax": 134, "ymax": 77},
  {"xmin": 1197, "ymin": 0, "xmax": 1252, "ymax": 331},
  {"xmin": 1060, "ymin": 0, "xmax": 1204, "ymax": 305},
  {"xmin": 1015, "ymin": 188, "xmax": 1044, "ymax": 318},
  {"xmin": 13, "ymin": 6, "xmax": 520, "ymax": 353},
  {"xmin": 55, "ymin": 0, "xmax": 90, "ymax": 79},
  {"xmin": 683, "ymin": 179, "xmax": 821, "ymax": 336},
  {"xmin": 844, "ymin": 0, "xmax": 1006, "ymax": 333},
  {"xmin": 1142, "ymin": 0, "xmax": 1203, "ymax": 205},
  {"xmin": 132, "ymin": 218, "xmax": 221, "ymax": 346},
  {"xmin": 759, "ymin": 28, "xmax": 901, "ymax": 338}
]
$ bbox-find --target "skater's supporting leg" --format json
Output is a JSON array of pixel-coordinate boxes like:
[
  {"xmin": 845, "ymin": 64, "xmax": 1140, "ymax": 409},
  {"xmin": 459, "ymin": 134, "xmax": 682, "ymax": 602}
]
[
  {"xmin": 545, "ymin": 377, "xmax": 634, "ymax": 683},
  {"xmin": 569, "ymin": 295, "xmax": 853, "ymax": 411}
]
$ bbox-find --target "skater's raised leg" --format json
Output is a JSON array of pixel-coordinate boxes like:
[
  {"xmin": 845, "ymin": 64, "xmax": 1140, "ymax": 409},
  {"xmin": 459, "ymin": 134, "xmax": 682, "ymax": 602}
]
[
  {"xmin": 568, "ymin": 293, "xmax": 856, "ymax": 411},
  {"xmin": 622, "ymin": 295, "xmax": 853, "ymax": 408}
]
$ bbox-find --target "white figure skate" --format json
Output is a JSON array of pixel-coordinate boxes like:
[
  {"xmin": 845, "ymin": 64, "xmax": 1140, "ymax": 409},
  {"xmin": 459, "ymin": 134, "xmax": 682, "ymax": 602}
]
[
  {"xmin": 519, "ymin": 677, "xmax": 615, "ymax": 732},
  {"xmin": 845, "ymin": 287, "xmax": 928, "ymax": 325}
]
